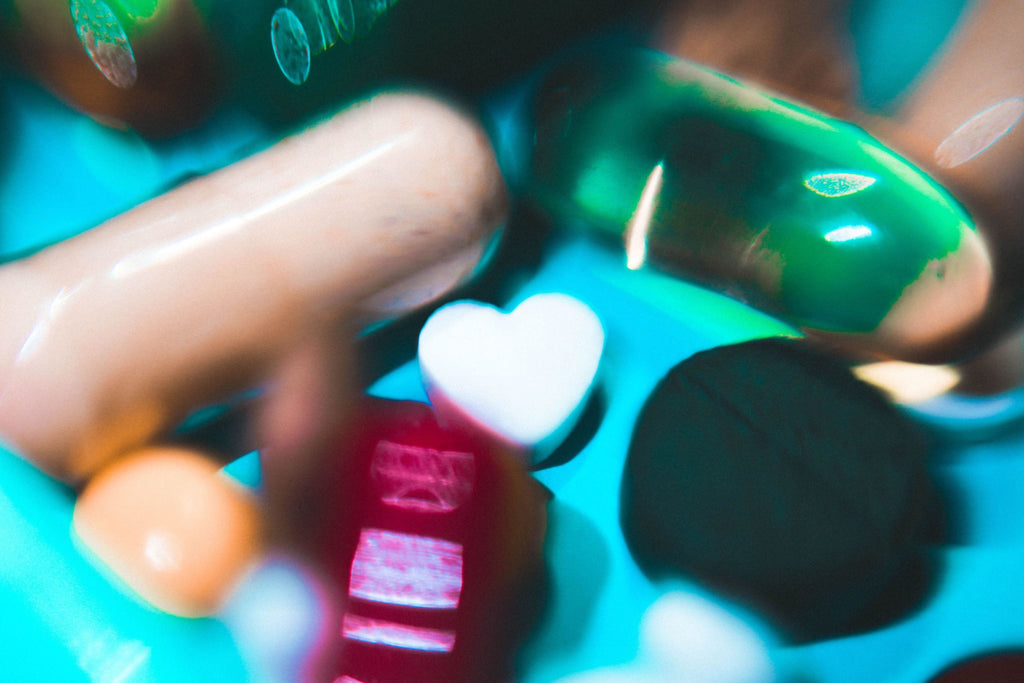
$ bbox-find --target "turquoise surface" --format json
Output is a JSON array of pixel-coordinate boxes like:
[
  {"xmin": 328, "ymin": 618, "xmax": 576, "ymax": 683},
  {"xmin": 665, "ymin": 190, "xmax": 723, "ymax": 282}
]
[{"xmin": 0, "ymin": 440, "xmax": 249, "ymax": 680}]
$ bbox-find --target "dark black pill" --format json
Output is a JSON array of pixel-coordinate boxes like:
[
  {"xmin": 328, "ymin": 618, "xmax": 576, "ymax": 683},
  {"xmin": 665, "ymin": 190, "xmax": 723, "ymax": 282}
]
[
  {"xmin": 926, "ymin": 651, "xmax": 1024, "ymax": 682},
  {"xmin": 621, "ymin": 337, "xmax": 945, "ymax": 642}
]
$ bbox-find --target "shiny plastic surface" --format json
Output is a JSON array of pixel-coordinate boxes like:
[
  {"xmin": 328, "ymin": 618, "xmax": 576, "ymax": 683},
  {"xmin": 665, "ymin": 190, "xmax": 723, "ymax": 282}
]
[{"xmin": 523, "ymin": 47, "xmax": 991, "ymax": 360}]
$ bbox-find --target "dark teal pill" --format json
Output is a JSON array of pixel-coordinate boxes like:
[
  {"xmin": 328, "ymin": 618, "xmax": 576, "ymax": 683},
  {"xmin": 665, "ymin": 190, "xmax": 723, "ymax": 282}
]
[{"xmin": 620, "ymin": 337, "xmax": 945, "ymax": 642}]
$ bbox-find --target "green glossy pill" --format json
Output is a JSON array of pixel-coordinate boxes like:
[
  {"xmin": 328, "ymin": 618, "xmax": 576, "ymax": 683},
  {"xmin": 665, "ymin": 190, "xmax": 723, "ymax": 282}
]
[{"xmin": 525, "ymin": 48, "xmax": 992, "ymax": 360}]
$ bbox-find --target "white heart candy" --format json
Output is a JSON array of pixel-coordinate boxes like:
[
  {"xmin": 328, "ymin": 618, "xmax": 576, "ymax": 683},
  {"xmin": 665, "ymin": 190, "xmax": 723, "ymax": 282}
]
[{"xmin": 418, "ymin": 293, "xmax": 604, "ymax": 461}]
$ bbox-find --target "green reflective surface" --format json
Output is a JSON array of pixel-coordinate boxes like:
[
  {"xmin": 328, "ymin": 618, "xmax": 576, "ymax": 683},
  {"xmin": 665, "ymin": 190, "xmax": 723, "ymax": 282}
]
[
  {"xmin": 525, "ymin": 48, "xmax": 978, "ymax": 335},
  {"xmin": 108, "ymin": 0, "xmax": 161, "ymax": 20}
]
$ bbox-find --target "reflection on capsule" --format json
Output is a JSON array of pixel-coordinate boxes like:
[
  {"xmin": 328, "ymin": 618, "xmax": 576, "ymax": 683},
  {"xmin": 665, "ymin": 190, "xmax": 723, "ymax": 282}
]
[
  {"xmin": 70, "ymin": 0, "xmax": 138, "ymax": 88},
  {"xmin": 935, "ymin": 97, "xmax": 1024, "ymax": 169},
  {"xmin": 271, "ymin": 7, "xmax": 312, "ymax": 86},
  {"xmin": 271, "ymin": 0, "xmax": 400, "ymax": 84},
  {"xmin": 802, "ymin": 171, "xmax": 877, "ymax": 197}
]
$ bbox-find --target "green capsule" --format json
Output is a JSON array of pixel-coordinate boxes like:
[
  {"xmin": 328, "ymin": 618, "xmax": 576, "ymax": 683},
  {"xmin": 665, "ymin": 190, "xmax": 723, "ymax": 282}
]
[{"xmin": 525, "ymin": 48, "xmax": 991, "ymax": 359}]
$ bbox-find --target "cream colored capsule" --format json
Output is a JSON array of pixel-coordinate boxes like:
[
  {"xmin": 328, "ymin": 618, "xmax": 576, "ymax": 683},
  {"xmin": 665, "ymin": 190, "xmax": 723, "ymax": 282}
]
[
  {"xmin": 73, "ymin": 446, "xmax": 263, "ymax": 617},
  {"xmin": 0, "ymin": 91, "xmax": 507, "ymax": 482}
]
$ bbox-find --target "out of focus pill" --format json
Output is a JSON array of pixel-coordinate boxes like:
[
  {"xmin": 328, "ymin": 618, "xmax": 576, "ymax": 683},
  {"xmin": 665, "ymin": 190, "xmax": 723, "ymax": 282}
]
[
  {"xmin": 73, "ymin": 446, "xmax": 263, "ymax": 617},
  {"xmin": 640, "ymin": 592, "xmax": 775, "ymax": 683},
  {"xmin": 550, "ymin": 591, "xmax": 776, "ymax": 683},
  {"xmin": 219, "ymin": 555, "xmax": 338, "ymax": 683}
]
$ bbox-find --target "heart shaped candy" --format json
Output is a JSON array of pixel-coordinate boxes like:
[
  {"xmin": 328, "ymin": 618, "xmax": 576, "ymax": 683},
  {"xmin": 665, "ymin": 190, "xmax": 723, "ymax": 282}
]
[{"xmin": 418, "ymin": 293, "xmax": 604, "ymax": 462}]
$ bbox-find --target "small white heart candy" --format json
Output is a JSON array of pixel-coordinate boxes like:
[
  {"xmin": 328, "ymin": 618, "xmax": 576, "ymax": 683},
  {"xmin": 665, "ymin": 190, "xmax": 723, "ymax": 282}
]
[{"xmin": 418, "ymin": 293, "xmax": 604, "ymax": 462}]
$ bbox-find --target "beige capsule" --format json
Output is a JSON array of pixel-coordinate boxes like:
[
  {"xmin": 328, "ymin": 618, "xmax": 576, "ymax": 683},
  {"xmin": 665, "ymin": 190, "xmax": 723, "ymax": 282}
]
[
  {"xmin": 0, "ymin": 91, "xmax": 507, "ymax": 482},
  {"xmin": 72, "ymin": 446, "xmax": 263, "ymax": 617}
]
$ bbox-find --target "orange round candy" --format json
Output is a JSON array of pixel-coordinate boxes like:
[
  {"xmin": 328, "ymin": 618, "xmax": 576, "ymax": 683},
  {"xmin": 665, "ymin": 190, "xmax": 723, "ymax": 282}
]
[{"xmin": 73, "ymin": 446, "xmax": 263, "ymax": 617}]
